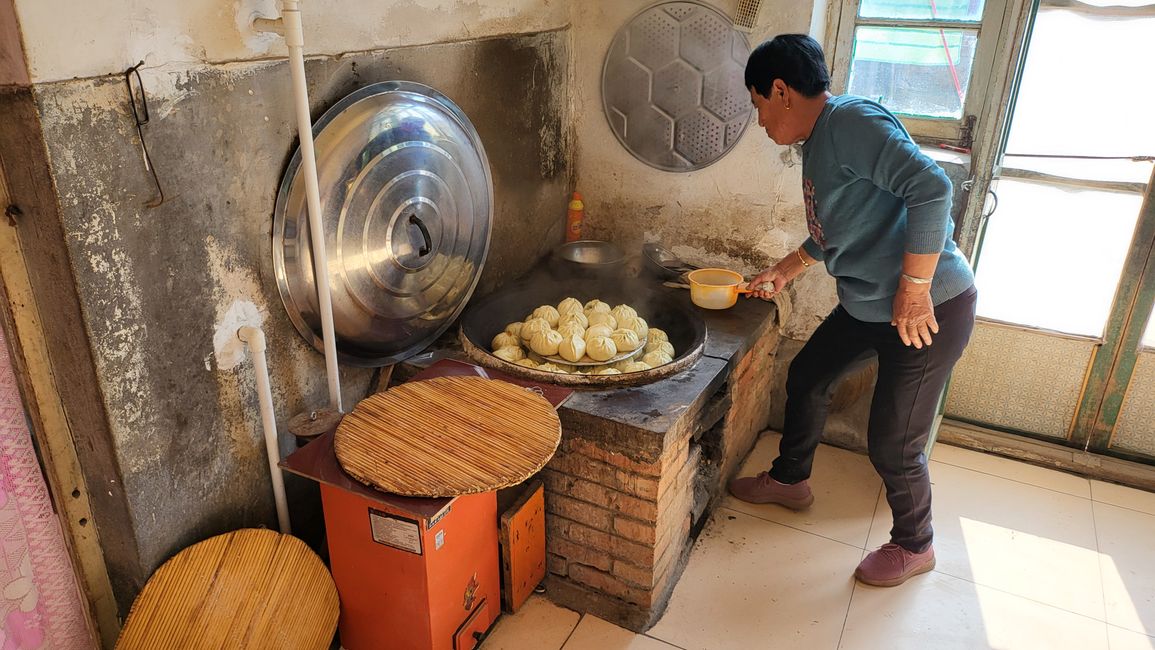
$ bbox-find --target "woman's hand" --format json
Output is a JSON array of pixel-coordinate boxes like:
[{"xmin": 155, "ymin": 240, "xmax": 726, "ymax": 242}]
[
  {"xmin": 748, "ymin": 248, "xmax": 813, "ymax": 302},
  {"xmin": 892, "ymin": 280, "xmax": 939, "ymax": 348},
  {"xmin": 747, "ymin": 264, "xmax": 788, "ymax": 300},
  {"xmin": 746, "ymin": 248, "xmax": 815, "ymax": 300}
]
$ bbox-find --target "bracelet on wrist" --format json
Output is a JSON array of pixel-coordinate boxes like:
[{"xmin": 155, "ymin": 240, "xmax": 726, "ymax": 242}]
[
  {"xmin": 901, "ymin": 273, "xmax": 932, "ymax": 285},
  {"xmin": 795, "ymin": 249, "xmax": 811, "ymax": 268}
]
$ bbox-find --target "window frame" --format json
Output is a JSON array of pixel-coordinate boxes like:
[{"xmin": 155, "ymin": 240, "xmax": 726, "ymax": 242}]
[{"xmin": 827, "ymin": 0, "xmax": 1011, "ymax": 145}]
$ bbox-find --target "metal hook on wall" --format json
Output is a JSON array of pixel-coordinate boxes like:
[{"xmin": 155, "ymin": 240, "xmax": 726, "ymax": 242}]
[{"xmin": 124, "ymin": 61, "xmax": 165, "ymax": 209}]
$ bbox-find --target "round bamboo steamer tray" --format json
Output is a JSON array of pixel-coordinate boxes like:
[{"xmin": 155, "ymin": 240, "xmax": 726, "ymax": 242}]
[
  {"xmin": 334, "ymin": 376, "xmax": 561, "ymax": 497},
  {"xmin": 116, "ymin": 529, "xmax": 338, "ymax": 650}
]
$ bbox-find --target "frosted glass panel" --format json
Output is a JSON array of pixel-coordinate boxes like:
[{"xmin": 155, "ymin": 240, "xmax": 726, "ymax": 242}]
[
  {"xmin": 858, "ymin": 0, "xmax": 986, "ymax": 21},
  {"xmin": 1004, "ymin": 8, "xmax": 1155, "ymax": 157},
  {"xmin": 847, "ymin": 26, "xmax": 977, "ymax": 119},
  {"xmin": 974, "ymin": 179, "xmax": 1142, "ymax": 337}
]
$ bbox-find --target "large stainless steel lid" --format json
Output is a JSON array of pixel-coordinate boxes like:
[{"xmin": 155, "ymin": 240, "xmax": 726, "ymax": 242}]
[{"xmin": 274, "ymin": 81, "xmax": 493, "ymax": 367}]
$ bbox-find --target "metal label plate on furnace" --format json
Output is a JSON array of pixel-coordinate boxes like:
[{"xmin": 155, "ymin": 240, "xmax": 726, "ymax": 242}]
[
  {"xmin": 273, "ymin": 81, "xmax": 493, "ymax": 367},
  {"xmin": 602, "ymin": 1, "xmax": 753, "ymax": 172}
]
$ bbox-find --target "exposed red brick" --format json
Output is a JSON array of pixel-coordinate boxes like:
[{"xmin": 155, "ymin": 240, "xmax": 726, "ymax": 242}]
[
  {"xmin": 656, "ymin": 442, "xmax": 691, "ymax": 498},
  {"xmin": 550, "ymin": 537, "xmax": 612, "ymax": 573},
  {"xmin": 653, "ymin": 476, "xmax": 695, "ymax": 555},
  {"xmin": 562, "ymin": 438, "xmax": 663, "ymax": 476},
  {"xmin": 547, "ymin": 515, "xmax": 656, "ymax": 567},
  {"xmin": 543, "ymin": 469, "xmax": 660, "ymax": 522},
  {"xmin": 547, "ymin": 452, "xmax": 660, "ymax": 499},
  {"xmin": 613, "ymin": 516, "xmax": 657, "ymax": 545},
  {"xmin": 548, "ymin": 552, "xmax": 568, "ymax": 577},
  {"xmin": 613, "ymin": 559, "xmax": 655, "ymax": 589},
  {"xmin": 546, "ymin": 493, "xmax": 613, "ymax": 531},
  {"xmin": 569, "ymin": 564, "xmax": 653, "ymax": 607}
]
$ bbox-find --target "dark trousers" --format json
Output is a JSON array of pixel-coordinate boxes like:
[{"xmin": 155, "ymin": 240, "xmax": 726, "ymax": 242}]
[{"xmin": 770, "ymin": 286, "xmax": 977, "ymax": 552}]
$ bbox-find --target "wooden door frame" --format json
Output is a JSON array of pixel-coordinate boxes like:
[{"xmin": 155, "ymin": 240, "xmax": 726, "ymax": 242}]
[
  {"xmin": 0, "ymin": 87, "xmax": 134, "ymax": 648},
  {"xmin": 1074, "ymin": 170, "xmax": 1155, "ymax": 454}
]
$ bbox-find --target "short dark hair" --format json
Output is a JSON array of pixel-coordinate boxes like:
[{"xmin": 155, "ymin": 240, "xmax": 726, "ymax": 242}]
[{"xmin": 745, "ymin": 34, "xmax": 830, "ymax": 98}]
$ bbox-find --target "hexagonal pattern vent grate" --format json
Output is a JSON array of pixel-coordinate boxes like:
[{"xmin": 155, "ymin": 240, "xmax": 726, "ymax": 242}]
[{"xmin": 602, "ymin": 0, "xmax": 753, "ymax": 172}]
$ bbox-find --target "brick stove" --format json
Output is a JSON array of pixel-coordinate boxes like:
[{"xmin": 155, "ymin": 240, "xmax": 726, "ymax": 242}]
[
  {"xmin": 539, "ymin": 292, "xmax": 779, "ymax": 631},
  {"xmin": 399, "ymin": 285, "xmax": 778, "ymax": 632}
]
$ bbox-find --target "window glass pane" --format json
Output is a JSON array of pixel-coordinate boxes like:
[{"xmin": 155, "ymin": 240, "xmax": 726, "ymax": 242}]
[
  {"xmin": 1003, "ymin": 8, "xmax": 1155, "ymax": 157},
  {"xmin": 847, "ymin": 26, "xmax": 977, "ymax": 119},
  {"xmin": 974, "ymin": 179, "xmax": 1143, "ymax": 337},
  {"xmin": 859, "ymin": 0, "xmax": 986, "ymax": 22}
]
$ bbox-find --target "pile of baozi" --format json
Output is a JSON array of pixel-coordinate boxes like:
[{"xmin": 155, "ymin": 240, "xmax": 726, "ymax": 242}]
[{"xmin": 488, "ymin": 297, "xmax": 676, "ymax": 375}]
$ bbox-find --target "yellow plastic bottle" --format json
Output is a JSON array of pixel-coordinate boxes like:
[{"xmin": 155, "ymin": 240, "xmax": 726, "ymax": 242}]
[{"xmin": 565, "ymin": 192, "xmax": 584, "ymax": 242}]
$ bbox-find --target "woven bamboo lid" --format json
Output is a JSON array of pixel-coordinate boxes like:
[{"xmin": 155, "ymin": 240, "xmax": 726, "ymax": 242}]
[
  {"xmin": 334, "ymin": 376, "xmax": 561, "ymax": 497},
  {"xmin": 116, "ymin": 529, "xmax": 338, "ymax": 650}
]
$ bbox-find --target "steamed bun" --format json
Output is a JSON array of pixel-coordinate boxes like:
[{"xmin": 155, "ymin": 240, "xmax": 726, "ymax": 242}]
[
  {"xmin": 521, "ymin": 317, "xmax": 551, "ymax": 342},
  {"xmin": 558, "ymin": 322, "xmax": 586, "ymax": 340},
  {"xmin": 595, "ymin": 367, "xmax": 622, "ymax": 375},
  {"xmin": 585, "ymin": 324, "xmax": 613, "ymax": 340},
  {"xmin": 514, "ymin": 358, "xmax": 538, "ymax": 368},
  {"xmin": 493, "ymin": 347, "xmax": 526, "ymax": 363},
  {"xmin": 611, "ymin": 359, "xmax": 636, "ymax": 372},
  {"xmin": 619, "ymin": 315, "xmax": 649, "ymax": 339},
  {"xmin": 536, "ymin": 362, "xmax": 565, "ymax": 373},
  {"xmin": 584, "ymin": 299, "xmax": 611, "ymax": 315},
  {"xmin": 610, "ymin": 304, "xmax": 638, "ymax": 323},
  {"xmin": 530, "ymin": 329, "xmax": 564, "ymax": 357},
  {"xmin": 610, "ymin": 328, "xmax": 641, "ymax": 352},
  {"xmin": 558, "ymin": 297, "xmax": 583, "ymax": 316},
  {"xmin": 587, "ymin": 312, "xmax": 617, "ymax": 329},
  {"xmin": 645, "ymin": 339, "xmax": 674, "ymax": 355},
  {"xmin": 492, "ymin": 332, "xmax": 520, "ymax": 350},
  {"xmin": 585, "ymin": 335, "xmax": 618, "ymax": 362},
  {"xmin": 642, "ymin": 350, "xmax": 673, "ymax": 367},
  {"xmin": 505, "ymin": 322, "xmax": 524, "ymax": 338},
  {"xmin": 558, "ymin": 335, "xmax": 586, "ymax": 363},
  {"xmin": 532, "ymin": 305, "xmax": 561, "ymax": 328},
  {"xmin": 647, "ymin": 327, "xmax": 668, "ymax": 344},
  {"xmin": 620, "ymin": 361, "xmax": 652, "ymax": 373},
  {"xmin": 559, "ymin": 311, "xmax": 589, "ymax": 329}
]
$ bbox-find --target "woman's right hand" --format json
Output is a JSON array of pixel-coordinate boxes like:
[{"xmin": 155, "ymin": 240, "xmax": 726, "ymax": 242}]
[
  {"xmin": 747, "ymin": 248, "xmax": 815, "ymax": 300},
  {"xmin": 747, "ymin": 264, "xmax": 789, "ymax": 300}
]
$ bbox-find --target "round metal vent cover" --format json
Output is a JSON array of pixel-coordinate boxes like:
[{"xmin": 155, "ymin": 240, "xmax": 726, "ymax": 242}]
[
  {"xmin": 602, "ymin": 1, "xmax": 753, "ymax": 172},
  {"xmin": 273, "ymin": 81, "xmax": 493, "ymax": 368}
]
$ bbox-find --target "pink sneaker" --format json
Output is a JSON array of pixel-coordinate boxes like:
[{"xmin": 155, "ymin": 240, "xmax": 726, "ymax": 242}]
[
  {"xmin": 855, "ymin": 543, "xmax": 936, "ymax": 587},
  {"xmin": 727, "ymin": 472, "xmax": 814, "ymax": 510}
]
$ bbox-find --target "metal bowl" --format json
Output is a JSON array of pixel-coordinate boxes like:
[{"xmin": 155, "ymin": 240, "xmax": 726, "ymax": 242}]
[
  {"xmin": 551, "ymin": 240, "xmax": 626, "ymax": 278},
  {"xmin": 642, "ymin": 243, "xmax": 698, "ymax": 281}
]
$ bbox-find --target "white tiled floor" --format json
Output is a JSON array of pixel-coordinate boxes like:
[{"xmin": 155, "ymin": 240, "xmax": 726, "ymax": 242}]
[{"xmin": 481, "ymin": 433, "xmax": 1155, "ymax": 649}]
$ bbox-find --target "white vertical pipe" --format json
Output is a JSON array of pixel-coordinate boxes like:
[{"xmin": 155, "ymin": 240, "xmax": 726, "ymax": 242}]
[
  {"xmin": 239, "ymin": 326, "xmax": 292, "ymax": 535},
  {"xmin": 281, "ymin": 0, "xmax": 343, "ymax": 413}
]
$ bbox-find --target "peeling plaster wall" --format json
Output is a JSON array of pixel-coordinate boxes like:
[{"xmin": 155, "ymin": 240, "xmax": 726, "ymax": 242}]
[
  {"xmin": 15, "ymin": 0, "xmax": 568, "ymax": 83},
  {"xmin": 18, "ymin": 0, "xmax": 572, "ymax": 609},
  {"xmin": 570, "ymin": 0, "xmax": 839, "ymax": 341}
]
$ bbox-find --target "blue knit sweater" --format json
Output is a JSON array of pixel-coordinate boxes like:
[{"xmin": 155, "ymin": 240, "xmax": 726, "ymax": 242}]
[{"xmin": 798, "ymin": 95, "xmax": 974, "ymax": 322}]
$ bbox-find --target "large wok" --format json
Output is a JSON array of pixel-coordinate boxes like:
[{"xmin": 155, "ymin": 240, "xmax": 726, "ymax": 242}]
[{"xmin": 458, "ymin": 277, "xmax": 706, "ymax": 387}]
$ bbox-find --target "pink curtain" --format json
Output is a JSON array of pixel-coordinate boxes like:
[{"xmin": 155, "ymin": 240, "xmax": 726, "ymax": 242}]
[{"xmin": 0, "ymin": 327, "xmax": 96, "ymax": 649}]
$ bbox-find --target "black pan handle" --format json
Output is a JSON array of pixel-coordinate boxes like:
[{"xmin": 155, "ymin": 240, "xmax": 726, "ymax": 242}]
[{"xmin": 408, "ymin": 214, "xmax": 432, "ymax": 256}]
